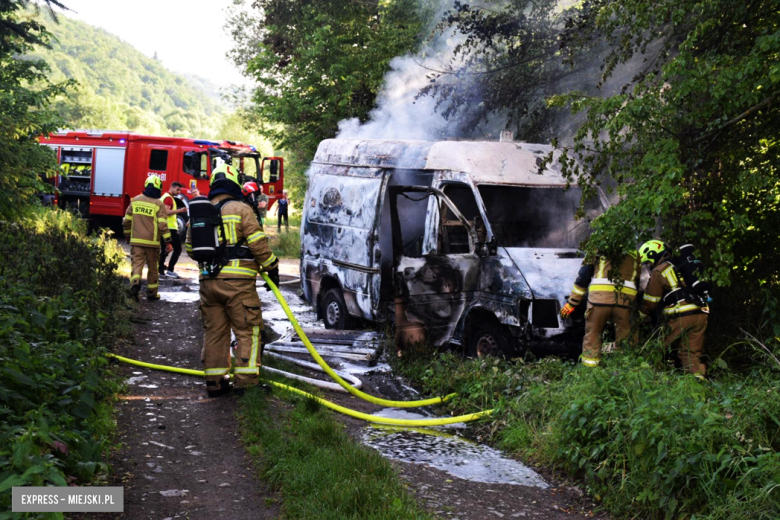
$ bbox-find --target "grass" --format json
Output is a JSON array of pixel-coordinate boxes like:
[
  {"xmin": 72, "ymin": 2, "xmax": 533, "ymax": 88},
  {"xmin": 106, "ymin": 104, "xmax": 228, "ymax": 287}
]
[
  {"xmin": 269, "ymin": 228, "xmax": 301, "ymax": 259},
  {"xmin": 238, "ymin": 363, "xmax": 431, "ymax": 519},
  {"xmin": 393, "ymin": 346, "xmax": 780, "ymax": 519}
]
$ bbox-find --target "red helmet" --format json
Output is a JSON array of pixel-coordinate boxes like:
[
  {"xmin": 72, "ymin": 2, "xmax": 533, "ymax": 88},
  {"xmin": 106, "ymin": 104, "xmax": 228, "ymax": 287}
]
[{"xmin": 242, "ymin": 181, "xmax": 259, "ymax": 196}]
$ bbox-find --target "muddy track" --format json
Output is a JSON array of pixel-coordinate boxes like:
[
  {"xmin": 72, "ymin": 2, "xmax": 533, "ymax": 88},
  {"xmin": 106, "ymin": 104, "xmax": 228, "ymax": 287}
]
[
  {"xmin": 97, "ymin": 249, "xmax": 603, "ymax": 519},
  {"xmin": 87, "ymin": 265, "xmax": 279, "ymax": 520}
]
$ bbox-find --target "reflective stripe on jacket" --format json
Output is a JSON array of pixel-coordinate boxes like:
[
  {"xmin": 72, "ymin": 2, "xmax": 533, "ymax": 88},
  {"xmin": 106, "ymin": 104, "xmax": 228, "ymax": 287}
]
[
  {"xmin": 185, "ymin": 194, "xmax": 277, "ymax": 279},
  {"xmin": 568, "ymin": 252, "xmax": 640, "ymax": 308},
  {"xmin": 160, "ymin": 192, "xmax": 179, "ymax": 230},
  {"xmin": 123, "ymin": 194, "xmax": 171, "ymax": 248},
  {"xmin": 640, "ymin": 261, "xmax": 706, "ymax": 317}
]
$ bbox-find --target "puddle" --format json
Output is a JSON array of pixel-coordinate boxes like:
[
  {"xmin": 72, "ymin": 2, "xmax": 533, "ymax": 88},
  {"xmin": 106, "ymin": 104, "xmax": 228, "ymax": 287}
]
[
  {"xmin": 126, "ymin": 375, "xmax": 148, "ymax": 385},
  {"xmin": 363, "ymin": 410, "xmax": 549, "ymax": 488},
  {"xmin": 158, "ymin": 291, "xmax": 200, "ymax": 303}
]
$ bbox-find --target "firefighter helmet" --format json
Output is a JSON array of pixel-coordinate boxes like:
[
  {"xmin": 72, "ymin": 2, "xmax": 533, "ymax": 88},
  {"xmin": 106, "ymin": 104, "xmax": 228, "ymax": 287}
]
[
  {"xmin": 145, "ymin": 175, "xmax": 162, "ymax": 190},
  {"xmin": 639, "ymin": 240, "xmax": 669, "ymax": 265},
  {"xmin": 242, "ymin": 181, "xmax": 260, "ymax": 195},
  {"xmin": 210, "ymin": 163, "xmax": 240, "ymax": 187}
]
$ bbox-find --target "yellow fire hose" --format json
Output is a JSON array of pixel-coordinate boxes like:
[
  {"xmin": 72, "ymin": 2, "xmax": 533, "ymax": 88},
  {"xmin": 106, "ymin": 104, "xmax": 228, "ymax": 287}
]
[
  {"xmin": 106, "ymin": 353, "xmax": 491, "ymax": 426},
  {"xmin": 106, "ymin": 274, "xmax": 495, "ymax": 427},
  {"xmin": 259, "ymin": 273, "xmax": 458, "ymax": 408}
]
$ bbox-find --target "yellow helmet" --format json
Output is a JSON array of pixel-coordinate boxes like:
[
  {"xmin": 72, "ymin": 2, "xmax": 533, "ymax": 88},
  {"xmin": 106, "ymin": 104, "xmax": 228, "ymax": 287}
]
[
  {"xmin": 145, "ymin": 175, "xmax": 162, "ymax": 190},
  {"xmin": 210, "ymin": 163, "xmax": 240, "ymax": 187},
  {"xmin": 639, "ymin": 240, "xmax": 669, "ymax": 264}
]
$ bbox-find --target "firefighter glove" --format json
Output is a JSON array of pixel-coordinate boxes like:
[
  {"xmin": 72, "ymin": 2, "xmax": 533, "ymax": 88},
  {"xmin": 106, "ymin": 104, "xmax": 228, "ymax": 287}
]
[
  {"xmin": 560, "ymin": 302, "xmax": 576, "ymax": 320},
  {"xmin": 264, "ymin": 266, "xmax": 280, "ymax": 292}
]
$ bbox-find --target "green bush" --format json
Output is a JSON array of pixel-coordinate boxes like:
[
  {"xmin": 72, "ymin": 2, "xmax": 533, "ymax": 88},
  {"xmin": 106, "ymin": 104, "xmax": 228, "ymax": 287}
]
[
  {"xmin": 395, "ymin": 350, "xmax": 780, "ymax": 519},
  {"xmin": 0, "ymin": 209, "xmax": 128, "ymax": 517}
]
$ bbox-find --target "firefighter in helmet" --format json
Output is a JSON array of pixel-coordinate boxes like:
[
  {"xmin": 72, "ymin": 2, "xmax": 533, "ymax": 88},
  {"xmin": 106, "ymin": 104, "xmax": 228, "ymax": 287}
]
[
  {"xmin": 186, "ymin": 164, "xmax": 280, "ymax": 397},
  {"xmin": 123, "ymin": 175, "xmax": 172, "ymax": 301},
  {"xmin": 242, "ymin": 181, "xmax": 268, "ymax": 225},
  {"xmin": 638, "ymin": 240, "xmax": 708, "ymax": 379},
  {"xmin": 560, "ymin": 251, "xmax": 641, "ymax": 367}
]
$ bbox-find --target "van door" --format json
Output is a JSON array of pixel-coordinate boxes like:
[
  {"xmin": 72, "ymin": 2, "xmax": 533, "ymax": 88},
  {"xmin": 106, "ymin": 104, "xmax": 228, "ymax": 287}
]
[{"xmin": 389, "ymin": 186, "xmax": 481, "ymax": 350}]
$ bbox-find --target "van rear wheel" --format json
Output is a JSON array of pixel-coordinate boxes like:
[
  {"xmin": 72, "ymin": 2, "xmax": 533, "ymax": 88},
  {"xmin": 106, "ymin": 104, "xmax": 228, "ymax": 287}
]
[
  {"xmin": 321, "ymin": 288, "xmax": 353, "ymax": 330},
  {"xmin": 467, "ymin": 325, "xmax": 514, "ymax": 358}
]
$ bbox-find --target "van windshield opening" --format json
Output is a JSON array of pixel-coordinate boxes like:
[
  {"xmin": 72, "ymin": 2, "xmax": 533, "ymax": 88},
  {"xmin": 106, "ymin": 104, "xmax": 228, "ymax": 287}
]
[{"xmin": 477, "ymin": 186, "xmax": 602, "ymax": 249}]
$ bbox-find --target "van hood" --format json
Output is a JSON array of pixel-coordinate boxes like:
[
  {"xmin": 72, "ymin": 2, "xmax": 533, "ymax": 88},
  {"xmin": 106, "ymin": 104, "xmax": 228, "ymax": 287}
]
[{"xmin": 500, "ymin": 248, "xmax": 583, "ymax": 304}]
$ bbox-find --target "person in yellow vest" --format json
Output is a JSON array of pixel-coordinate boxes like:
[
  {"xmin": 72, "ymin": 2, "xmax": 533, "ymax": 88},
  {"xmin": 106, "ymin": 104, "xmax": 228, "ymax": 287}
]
[
  {"xmin": 638, "ymin": 240, "xmax": 708, "ymax": 379},
  {"xmin": 560, "ymin": 251, "xmax": 641, "ymax": 367},
  {"xmin": 159, "ymin": 181, "xmax": 188, "ymax": 279},
  {"xmin": 123, "ymin": 175, "xmax": 172, "ymax": 301},
  {"xmin": 186, "ymin": 164, "xmax": 279, "ymax": 397}
]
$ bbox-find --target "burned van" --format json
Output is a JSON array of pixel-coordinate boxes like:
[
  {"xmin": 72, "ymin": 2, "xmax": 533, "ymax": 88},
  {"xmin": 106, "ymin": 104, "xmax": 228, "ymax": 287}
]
[{"xmin": 300, "ymin": 139, "xmax": 606, "ymax": 356}]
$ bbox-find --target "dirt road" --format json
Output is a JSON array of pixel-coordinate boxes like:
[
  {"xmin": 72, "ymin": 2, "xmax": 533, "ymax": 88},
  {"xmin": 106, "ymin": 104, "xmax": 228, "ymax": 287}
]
[{"xmin": 101, "ymin": 247, "xmax": 602, "ymax": 519}]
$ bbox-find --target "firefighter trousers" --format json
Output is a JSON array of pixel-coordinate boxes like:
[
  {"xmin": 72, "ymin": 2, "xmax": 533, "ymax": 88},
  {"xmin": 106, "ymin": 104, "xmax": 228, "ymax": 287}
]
[
  {"xmin": 130, "ymin": 246, "xmax": 160, "ymax": 297},
  {"xmin": 581, "ymin": 303, "xmax": 633, "ymax": 366},
  {"xmin": 199, "ymin": 278, "xmax": 264, "ymax": 389},
  {"xmin": 664, "ymin": 313, "xmax": 707, "ymax": 376}
]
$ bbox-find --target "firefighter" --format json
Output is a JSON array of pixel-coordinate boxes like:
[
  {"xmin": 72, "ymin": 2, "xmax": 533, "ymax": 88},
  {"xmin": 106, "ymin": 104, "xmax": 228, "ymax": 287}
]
[
  {"xmin": 159, "ymin": 181, "xmax": 187, "ymax": 279},
  {"xmin": 638, "ymin": 240, "xmax": 708, "ymax": 379},
  {"xmin": 123, "ymin": 175, "xmax": 172, "ymax": 301},
  {"xmin": 560, "ymin": 251, "xmax": 641, "ymax": 367},
  {"xmin": 242, "ymin": 181, "xmax": 268, "ymax": 225},
  {"xmin": 186, "ymin": 164, "xmax": 279, "ymax": 397}
]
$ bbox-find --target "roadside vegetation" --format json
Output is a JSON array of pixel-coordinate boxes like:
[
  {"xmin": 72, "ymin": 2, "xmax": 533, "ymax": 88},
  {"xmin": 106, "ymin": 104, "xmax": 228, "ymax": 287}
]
[
  {"xmin": 239, "ymin": 360, "xmax": 430, "ymax": 519},
  {"xmin": 0, "ymin": 210, "xmax": 129, "ymax": 512},
  {"xmin": 395, "ymin": 339, "xmax": 780, "ymax": 519},
  {"xmin": 1, "ymin": 3, "xmax": 131, "ymax": 514}
]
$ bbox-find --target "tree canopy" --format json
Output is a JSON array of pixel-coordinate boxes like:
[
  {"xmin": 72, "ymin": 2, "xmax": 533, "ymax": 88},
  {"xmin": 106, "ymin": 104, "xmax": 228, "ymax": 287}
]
[
  {"xmin": 228, "ymin": 0, "xmax": 430, "ymax": 199},
  {"xmin": 0, "ymin": 0, "xmax": 68, "ymax": 219},
  {"xmin": 31, "ymin": 12, "xmax": 226, "ymax": 139}
]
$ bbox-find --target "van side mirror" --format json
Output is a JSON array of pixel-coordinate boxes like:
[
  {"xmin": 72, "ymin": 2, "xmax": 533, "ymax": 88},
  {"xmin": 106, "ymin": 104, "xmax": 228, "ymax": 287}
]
[
  {"xmin": 477, "ymin": 236, "xmax": 498, "ymax": 257},
  {"xmin": 269, "ymin": 159, "xmax": 280, "ymax": 183}
]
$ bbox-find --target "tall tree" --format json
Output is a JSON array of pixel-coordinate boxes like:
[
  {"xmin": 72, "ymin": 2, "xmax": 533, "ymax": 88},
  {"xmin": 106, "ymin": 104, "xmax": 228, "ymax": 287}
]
[
  {"xmin": 227, "ymin": 0, "xmax": 430, "ymax": 200},
  {"xmin": 549, "ymin": 0, "xmax": 780, "ymax": 339},
  {"xmin": 0, "ymin": 0, "xmax": 70, "ymax": 219}
]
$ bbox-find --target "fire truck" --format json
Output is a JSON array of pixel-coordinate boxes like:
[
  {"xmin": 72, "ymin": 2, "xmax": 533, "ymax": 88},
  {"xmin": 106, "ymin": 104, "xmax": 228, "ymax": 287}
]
[{"xmin": 40, "ymin": 129, "xmax": 284, "ymax": 230}]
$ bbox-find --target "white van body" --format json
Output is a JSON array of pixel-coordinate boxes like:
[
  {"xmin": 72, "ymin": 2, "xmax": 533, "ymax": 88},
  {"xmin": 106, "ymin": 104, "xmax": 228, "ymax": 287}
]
[{"xmin": 300, "ymin": 139, "xmax": 605, "ymax": 356}]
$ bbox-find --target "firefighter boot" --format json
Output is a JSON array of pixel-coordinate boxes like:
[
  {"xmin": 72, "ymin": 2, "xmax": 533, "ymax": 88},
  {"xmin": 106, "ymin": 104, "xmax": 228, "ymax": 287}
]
[
  {"xmin": 206, "ymin": 376, "xmax": 231, "ymax": 398},
  {"xmin": 130, "ymin": 284, "xmax": 140, "ymax": 302}
]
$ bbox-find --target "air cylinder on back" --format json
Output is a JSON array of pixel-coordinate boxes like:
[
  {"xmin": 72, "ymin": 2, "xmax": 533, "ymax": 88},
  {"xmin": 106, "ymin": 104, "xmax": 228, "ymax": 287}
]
[{"xmin": 188, "ymin": 196, "xmax": 219, "ymax": 264}]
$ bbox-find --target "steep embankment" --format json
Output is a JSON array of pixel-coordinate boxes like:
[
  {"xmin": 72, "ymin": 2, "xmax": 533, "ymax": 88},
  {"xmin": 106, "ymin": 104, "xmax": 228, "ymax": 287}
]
[{"xmin": 31, "ymin": 13, "xmax": 225, "ymax": 138}]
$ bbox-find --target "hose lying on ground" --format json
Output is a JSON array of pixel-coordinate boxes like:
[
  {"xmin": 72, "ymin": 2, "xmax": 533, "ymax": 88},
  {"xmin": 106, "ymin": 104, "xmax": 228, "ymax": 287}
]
[
  {"xmin": 259, "ymin": 272, "xmax": 457, "ymax": 408},
  {"xmin": 106, "ymin": 353, "xmax": 492, "ymax": 426},
  {"xmin": 264, "ymin": 351, "xmax": 363, "ymax": 392},
  {"xmin": 108, "ymin": 273, "xmax": 494, "ymax": 426}
]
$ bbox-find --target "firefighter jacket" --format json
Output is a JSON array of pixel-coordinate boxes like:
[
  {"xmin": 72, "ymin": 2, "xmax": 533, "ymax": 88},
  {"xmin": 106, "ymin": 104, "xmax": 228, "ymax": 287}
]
[
  {"xmin": 185, "ymin": 194, "xmax": 278, "ymax": 280},
  {"xmin": 640, "ymin": 261, "xmax": 707, "ymax": 318},
  {"xmin": 160, "ymin": 192, "xmax": 179, "ymax": 230},
  {"xmin": 567, "ymin": 252, "xmax": 641, "ymax": 308},
  {"xmin": 123, "ymin": 194, "xmax": 172, "ymax": 248}
]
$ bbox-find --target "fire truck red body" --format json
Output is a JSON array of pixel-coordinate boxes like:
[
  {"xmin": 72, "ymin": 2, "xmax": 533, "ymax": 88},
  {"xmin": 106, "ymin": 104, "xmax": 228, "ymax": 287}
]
[{"xmin": 41, "ymin": 130, "xmax": 284, "ymax": 221}]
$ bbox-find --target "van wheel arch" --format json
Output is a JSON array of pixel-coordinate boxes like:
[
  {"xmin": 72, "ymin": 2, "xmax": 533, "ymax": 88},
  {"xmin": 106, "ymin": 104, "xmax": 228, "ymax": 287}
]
[{"xmin": 465, "ymin": 309, "xmax": 519, "ymax": 359}]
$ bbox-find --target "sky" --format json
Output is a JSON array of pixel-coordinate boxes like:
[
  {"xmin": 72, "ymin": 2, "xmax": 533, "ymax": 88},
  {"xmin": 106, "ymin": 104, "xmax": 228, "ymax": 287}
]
[{"xmin": 53, "ymin": 0, "xmax": 250, "ymax": 87}]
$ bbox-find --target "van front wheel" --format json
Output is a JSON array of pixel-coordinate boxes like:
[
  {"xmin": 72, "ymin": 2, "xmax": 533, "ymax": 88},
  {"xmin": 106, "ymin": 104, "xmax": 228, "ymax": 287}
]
[
  {"xmin": 467, "ymin": 325, "xmax": 514, "ymax": 358},
  {"xmin": 321, "ymin": 288, "xmax": 352, "ymax": 330}
]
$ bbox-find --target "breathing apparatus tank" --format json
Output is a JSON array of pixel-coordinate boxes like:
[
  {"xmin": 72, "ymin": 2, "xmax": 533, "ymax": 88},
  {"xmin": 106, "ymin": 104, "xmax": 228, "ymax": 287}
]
[
  {"xmin": 188, "ymin": 196, "xmax": 221, "ymax": 264},
  {"xmin": 673, "ymin": 244, "xmax": 712, "ymax": 303}
]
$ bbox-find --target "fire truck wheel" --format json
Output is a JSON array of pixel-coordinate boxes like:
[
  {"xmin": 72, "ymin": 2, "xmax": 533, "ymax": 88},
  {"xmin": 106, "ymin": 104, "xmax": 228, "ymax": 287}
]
[
  {"xmin": 321, "ymin": 288, "xmax": 353, "ymax": 330},
  {"xmin": 467, "ymin": 324, "xmax": 513, "ymax": 359}
]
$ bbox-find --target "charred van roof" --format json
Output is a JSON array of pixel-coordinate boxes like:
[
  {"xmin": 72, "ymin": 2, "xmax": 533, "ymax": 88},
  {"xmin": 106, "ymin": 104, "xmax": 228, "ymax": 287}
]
[{"xmin": 312, "ymin": 139, "xmax": 568, "ymax": 186}]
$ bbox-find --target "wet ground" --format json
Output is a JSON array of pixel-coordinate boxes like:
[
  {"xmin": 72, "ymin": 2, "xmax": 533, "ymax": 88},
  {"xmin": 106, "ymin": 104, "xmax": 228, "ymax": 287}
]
[{"xmin": 104, "ymin": 246, "xmax": 603, "ymax": 519}]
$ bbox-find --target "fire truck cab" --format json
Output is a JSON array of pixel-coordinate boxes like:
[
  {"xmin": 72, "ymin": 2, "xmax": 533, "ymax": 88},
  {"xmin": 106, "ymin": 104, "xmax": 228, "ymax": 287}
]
[{"xmin": 41, "ymin": 130, "xmax": 284, "ymax": 226}]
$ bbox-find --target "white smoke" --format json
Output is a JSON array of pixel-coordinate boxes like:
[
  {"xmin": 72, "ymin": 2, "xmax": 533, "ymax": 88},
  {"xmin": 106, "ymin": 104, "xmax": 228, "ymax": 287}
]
[{"xmin": 336, "ymin": 5, "xmax": 470, "ymax": 142}]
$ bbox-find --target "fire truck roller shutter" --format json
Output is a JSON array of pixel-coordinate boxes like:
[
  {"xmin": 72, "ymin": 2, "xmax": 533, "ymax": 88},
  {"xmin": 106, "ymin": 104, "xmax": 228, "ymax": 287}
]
[{"xmin": 93, "ymin": 148, "xmax": 126, "ymax": 197}]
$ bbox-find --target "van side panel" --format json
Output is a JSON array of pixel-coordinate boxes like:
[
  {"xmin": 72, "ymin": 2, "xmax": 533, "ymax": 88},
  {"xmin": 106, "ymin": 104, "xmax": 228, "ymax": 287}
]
[{"xmin": 301, "ymin": 166, "xmax": 385, "ymax": 320}]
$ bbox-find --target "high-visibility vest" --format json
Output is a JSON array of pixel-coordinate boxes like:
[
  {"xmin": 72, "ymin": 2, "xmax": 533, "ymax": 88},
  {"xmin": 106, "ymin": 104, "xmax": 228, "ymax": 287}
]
[{"xmin": 160, "ymin": 192, "xmax": 178, "ymax": 230}]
